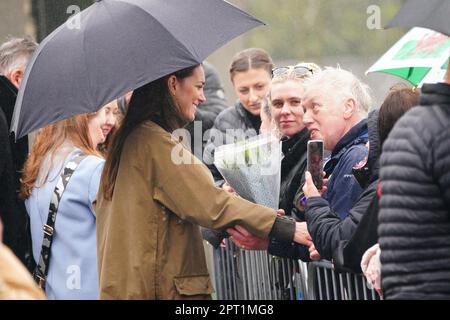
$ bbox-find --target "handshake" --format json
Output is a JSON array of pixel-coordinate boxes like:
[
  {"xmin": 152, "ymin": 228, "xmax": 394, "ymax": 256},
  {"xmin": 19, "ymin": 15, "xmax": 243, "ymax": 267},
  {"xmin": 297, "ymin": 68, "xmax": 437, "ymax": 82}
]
[{"xmin": 202, "ymin": 208, "xmax": 321, "ymax": 261}]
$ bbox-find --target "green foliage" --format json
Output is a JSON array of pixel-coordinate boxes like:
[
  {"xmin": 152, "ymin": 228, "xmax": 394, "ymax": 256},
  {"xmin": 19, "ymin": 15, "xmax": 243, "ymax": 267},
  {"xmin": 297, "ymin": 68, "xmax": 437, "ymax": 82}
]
[{"xmin": 238, "ymin": 0, "xmax": 406, "ymax": 61}]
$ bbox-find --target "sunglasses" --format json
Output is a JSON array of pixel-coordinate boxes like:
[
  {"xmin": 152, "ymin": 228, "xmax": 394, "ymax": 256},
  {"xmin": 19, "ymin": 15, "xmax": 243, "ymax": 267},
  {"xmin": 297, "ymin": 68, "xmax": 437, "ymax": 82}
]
[{"xmin": 272, "ymin": 65, "xmax": 314, "ymax": 79}]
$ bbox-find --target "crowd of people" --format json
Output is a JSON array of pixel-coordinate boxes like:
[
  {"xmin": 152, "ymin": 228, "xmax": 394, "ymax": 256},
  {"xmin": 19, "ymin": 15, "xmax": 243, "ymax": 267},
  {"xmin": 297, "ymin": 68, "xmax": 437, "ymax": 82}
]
[{"xmin": 1, "ymin": 32, "xmax": 450, "ymax": 300}]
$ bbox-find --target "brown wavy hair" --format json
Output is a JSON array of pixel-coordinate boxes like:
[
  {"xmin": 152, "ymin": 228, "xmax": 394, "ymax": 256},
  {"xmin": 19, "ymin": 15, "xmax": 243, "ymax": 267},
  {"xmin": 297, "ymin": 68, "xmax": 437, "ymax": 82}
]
[
  {"xmin": 378, "ymin": 84, "xmax": 420, "ymax": 148},
  {"xmin": 20, "ymin": 113, "xmax": 102, "ymax": 198},
  {"xmin": 99, "ymin": 64, "xmax": 200, "ymax": 200}
]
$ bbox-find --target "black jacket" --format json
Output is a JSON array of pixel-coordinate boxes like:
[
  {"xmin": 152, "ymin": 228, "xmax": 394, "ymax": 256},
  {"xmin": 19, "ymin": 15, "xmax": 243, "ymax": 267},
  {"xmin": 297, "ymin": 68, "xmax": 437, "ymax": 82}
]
[
  {"xmin": 0, "ymin": 75, "xmax": 32, "ymax": 270},
  {"xmin": 0, "ymin": 76, "xmax": 29, "ymax": 186},
  {"xmin": 379, "ymin": 82, "xmax": 450, "ymax": 300},
  {"xmin": 0, "ymin": 109, "xmax": 18, "ymax": 245},
  {"xmin": 305, "ymin": 110, "xmax": 380, "ymax": 261},
  {"xmin": 279, "ymin": 128, "xmax": 309, "ymax": 217},
  {"xmin": 333, "ymin": 188, "xmax": 379, "ymax": 273},
  {"xmin": 203, "ymin": 100, "xmax": 260, "ymax": 185}
]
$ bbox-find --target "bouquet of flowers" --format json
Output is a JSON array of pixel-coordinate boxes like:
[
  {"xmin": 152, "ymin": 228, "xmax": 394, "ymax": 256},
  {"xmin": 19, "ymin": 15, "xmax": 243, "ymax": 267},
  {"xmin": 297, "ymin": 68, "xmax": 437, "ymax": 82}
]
[{"xmin": 214, "ymin": 134, "xmax": 282, "ymax": 209}]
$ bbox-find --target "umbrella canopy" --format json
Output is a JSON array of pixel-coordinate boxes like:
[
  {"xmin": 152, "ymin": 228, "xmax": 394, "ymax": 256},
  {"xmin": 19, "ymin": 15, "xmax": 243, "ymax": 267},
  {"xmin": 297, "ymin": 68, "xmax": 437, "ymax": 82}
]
[
  {"xmin": 12, "ymin": 0, "xmax": 264, "ymax": 139},
  {"xmin": 366, "ymin": 27, "xmax": 449, "ymax": 86},
  {"xmin": 386, "ymin": 0, "xmax": 450, "ymax": 37}
]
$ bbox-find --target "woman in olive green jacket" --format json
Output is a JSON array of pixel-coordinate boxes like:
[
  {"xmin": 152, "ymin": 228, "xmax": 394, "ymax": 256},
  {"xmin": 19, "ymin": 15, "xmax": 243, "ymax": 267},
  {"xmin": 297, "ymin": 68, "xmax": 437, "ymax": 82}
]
[{"xmin": 95, "ymin": 64, "xmax": 308, "ymax": 300}]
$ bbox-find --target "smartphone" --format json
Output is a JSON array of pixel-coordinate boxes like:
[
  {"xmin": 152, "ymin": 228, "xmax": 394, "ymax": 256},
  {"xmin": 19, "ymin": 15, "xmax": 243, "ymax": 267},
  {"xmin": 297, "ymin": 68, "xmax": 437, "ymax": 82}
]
[{"xmin": 307, "ymin": 140, "xmax": 324, "ymax": 190}]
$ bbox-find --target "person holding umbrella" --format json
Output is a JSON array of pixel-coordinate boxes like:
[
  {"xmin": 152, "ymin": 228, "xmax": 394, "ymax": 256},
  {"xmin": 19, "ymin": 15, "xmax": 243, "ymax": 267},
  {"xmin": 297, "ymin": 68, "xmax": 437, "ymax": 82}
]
[
  {"xmin": 95, "ymin": 64, "xmax": 309, "ymax": 300},
  {"xmin": 9, "ymin": 0, "xmax": 300, "ymax": 300}
]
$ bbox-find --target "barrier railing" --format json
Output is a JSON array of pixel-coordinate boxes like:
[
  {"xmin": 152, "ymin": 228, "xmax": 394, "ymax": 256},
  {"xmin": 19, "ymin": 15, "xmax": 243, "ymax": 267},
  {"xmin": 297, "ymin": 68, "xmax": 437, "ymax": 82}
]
[{"xmin": 210, "ymin": 239, "xmax": 380, "ymax": 300}]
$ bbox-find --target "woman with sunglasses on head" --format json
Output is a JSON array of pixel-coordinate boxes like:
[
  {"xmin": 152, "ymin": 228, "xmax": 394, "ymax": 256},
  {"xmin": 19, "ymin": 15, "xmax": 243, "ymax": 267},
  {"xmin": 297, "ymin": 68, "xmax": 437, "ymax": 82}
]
[
  {"xmin": 204, "ymin": 48, "xmax": 273, "ymax": 188},
  {"xmin": 227, "ymin": 63, "xmax": 321, "ymax": 259}
]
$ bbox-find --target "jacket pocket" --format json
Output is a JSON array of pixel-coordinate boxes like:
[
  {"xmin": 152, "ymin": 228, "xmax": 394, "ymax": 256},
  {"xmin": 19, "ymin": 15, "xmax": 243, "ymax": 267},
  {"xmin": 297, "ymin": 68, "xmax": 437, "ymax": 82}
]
[{"xmin": 173, "ymin": 274, "xmax": 214, "ymax": 296}]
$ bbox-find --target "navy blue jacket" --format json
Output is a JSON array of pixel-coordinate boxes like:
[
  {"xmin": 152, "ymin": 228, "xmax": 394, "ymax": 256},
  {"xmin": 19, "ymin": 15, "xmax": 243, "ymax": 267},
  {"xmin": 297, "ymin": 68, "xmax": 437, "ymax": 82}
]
[
  {"xmin": 322, "ymin": 119, "xmax": 368, "ymax": 220},
  {"xmin": 306, "ymin": 112, "xmax": 378, "ymax": 261},
  {"xmin": 269, "ymin": 119, "xmax": 369, "ymax": 260},
  {"xmin": 267, "ymin": 129, "xmax": 309, "ymax": 260}
]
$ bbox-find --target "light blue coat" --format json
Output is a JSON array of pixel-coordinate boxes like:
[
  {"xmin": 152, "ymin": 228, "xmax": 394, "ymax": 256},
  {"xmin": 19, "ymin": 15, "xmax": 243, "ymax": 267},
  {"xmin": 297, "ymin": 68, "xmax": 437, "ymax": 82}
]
[{"xmin": 26, "ymin": 147, "xmax": 104, "ymax": 300}]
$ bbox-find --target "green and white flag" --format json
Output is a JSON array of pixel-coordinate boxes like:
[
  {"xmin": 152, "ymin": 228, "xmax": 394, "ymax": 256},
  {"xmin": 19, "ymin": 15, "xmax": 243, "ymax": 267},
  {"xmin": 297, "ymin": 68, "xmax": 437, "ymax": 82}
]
[{"xmin": 366, "ymin": 27, "xmax": 449, "ymax": 86}]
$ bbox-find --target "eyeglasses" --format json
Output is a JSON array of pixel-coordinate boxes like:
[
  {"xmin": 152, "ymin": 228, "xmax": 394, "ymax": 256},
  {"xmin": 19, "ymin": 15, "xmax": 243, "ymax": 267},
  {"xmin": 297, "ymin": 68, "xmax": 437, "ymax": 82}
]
[{"xmin": 272, "ymin": 65, "xmax": 314, "ymax": 79}]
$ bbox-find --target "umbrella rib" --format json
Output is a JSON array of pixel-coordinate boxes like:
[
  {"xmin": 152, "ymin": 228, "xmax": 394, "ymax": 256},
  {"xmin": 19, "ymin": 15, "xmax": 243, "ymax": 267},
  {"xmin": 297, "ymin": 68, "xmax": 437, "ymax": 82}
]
[{"xmin": 115, "ymin": 0, "xmax": 199, "ymax": 61}]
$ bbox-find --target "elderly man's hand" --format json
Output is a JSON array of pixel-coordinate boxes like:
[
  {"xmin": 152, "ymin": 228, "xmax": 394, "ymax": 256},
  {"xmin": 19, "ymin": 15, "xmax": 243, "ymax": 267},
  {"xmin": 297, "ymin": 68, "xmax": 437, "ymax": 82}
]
[
  {"xmin": 309, "ymin": 243, "xmax": 321, "ymax": 261},
  {"xmin": 293, "ymin": 221, "xmax": 313, "ymax": 247},
  {"xmin": 302, "ymin": 171, "xmax": 328, "ymax": 198},
  {"xmin": 227, "ymin": 225, "xmax": 269, "ymax": 251}
]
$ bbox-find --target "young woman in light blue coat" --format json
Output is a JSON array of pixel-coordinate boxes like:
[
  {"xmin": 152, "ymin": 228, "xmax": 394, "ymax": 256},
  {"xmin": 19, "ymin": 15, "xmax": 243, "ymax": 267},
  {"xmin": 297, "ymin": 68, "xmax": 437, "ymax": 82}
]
[{"xmin": 20, "ymin": 105, "xmax": 117, "ymax": 299}]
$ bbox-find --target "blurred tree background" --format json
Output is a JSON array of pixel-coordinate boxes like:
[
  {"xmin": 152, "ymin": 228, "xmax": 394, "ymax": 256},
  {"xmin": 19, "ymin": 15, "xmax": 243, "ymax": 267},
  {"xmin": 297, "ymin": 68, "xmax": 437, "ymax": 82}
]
[
  {"xmin": 208, "ymin": 0, "xmax": 410, "ymax": 107},
  {"xmin": 243, "ymin": 0, "xmax": 405, "ymax": 60}
]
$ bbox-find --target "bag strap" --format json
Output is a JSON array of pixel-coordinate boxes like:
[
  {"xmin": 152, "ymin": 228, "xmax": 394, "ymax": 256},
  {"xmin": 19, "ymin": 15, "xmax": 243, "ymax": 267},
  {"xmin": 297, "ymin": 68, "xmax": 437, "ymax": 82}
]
[{"xmin": 33, "ymin": 152, "xmax": 87, "ymax": 290}]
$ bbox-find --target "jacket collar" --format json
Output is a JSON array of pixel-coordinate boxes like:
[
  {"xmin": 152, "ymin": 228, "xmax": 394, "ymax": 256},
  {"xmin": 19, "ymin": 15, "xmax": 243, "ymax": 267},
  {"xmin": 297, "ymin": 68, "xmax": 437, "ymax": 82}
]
[
  {"xmin": 234, "ymin": 100, "xmax": 261, "ymax": 131},
  {"xmin": 281, "ymin": 127, "xmax": 309, "ymax": 155},
  {"xmin": 331, "ymin": 119, "xmax": 368, "ymax": 158},
  {"xmin": 234, "ymin": 100, "xmax": 246, "ymax": 116},
  {"xmin": 325, "ymin": 119, "xmax": 368, "ymax": 174},
  {"xmin": 420, "ymin": 82, "xmax": 450, "ymax": 107}
]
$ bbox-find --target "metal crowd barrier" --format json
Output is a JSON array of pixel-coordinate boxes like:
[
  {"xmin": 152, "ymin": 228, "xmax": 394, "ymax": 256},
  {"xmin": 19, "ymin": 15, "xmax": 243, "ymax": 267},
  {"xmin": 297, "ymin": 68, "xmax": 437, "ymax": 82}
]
[{"xmin": 210, "ymin": 239, "xmax": 380, "ymax": 300}]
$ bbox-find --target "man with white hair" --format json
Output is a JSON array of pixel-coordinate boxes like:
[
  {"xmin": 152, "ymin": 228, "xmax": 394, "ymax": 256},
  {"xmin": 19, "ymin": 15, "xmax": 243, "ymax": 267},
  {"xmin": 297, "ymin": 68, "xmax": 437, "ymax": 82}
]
[
  {"xmin": 224, "ymin": 68, "xmax": 372, "ymax": 265},
  {"xmin": 0, "ymin": 36, "xmax": 38, "ymax": 271},
  {"xmin": 299, "ymin": 67, "xmax": 371, "ymax": 220}
]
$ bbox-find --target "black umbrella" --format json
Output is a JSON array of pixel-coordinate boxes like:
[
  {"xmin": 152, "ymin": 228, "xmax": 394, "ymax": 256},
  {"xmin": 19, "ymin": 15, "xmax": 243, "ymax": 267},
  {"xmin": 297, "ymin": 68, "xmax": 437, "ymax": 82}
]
[
  {"xmin": 386, "ymin": 0, "xmax": 450, "ymax": 36},
  {"xmin": 11, "ymin": 0, "xmax": 264, "ymax": 139}
]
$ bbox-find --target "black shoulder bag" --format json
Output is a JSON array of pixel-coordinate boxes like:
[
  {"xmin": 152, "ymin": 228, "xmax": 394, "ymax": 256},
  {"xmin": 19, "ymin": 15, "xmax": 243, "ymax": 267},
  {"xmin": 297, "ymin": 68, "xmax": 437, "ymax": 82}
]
[{"xmin": 33, "ymin": 153, "xmax": 87, "ymax": 290}]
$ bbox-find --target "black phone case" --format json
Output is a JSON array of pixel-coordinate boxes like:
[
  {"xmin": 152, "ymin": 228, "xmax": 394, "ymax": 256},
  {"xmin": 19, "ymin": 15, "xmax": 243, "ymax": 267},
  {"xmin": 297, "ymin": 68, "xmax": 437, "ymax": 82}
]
[{"xmin": 307, "ymin": 140, "xmax": 324, "ymax": 190}]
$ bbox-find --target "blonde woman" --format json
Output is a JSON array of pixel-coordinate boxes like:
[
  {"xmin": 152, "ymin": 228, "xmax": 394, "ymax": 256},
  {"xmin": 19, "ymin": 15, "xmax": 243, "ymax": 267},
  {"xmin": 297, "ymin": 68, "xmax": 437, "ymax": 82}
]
[{"xmin": 228, "ymin": 63, "xmax": 321, "ymax": 260}]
